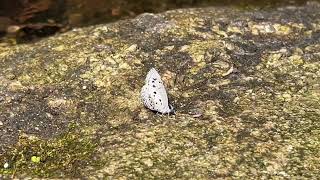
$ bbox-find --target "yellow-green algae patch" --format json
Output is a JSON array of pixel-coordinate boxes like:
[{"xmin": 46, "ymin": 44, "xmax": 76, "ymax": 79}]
[{"xmin": 0, "ymin": 124, "xmax": 101, "ymax": 178}]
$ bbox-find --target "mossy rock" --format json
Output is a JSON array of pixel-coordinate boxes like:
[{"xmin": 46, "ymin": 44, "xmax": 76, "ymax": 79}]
[{"xmin": 0, "ymin": 2, "xmax": 320, "ymax": 178}]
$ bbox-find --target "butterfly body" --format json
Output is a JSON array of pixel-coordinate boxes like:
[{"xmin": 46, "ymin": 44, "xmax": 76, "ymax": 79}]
[{"xmin": 141, "ymin": 68, "xmax": 174, "ymax": 114}]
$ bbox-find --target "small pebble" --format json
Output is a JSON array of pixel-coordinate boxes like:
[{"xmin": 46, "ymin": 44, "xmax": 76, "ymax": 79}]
[
  {"xmin": 192, "ymin": 114, "xmax": 202, "ymax": 118},
  {"xmin": 3, "ymin": 162, "xmax": 9, "ymax": 169}
]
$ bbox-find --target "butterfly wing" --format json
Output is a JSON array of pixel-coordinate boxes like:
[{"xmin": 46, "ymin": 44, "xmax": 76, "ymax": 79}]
[
  {"xmin": 141, "ymin": 68, "xmax": 172, "ymax": 114},
  {"xmin": 141, "ymin": 84, "xmax": 155, "ymax": 111},
  {"xmin": 145, "ymin": 68, "xmax": 161, "ymax": 84}
]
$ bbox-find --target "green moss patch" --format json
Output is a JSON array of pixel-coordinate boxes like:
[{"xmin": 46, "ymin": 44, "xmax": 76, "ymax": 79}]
[{"xmin": 0, "ymin": 125, "xmax": 100, "ymax": 178}]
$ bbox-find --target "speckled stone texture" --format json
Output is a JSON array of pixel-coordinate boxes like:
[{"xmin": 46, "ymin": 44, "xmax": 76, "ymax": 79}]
[{"xmin": 0, "ymin": 2, "xmax": 320, "ymax": 178}]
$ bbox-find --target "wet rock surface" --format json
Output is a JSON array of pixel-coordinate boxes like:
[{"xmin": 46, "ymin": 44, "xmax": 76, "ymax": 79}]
[{"xmin": 0, "ymin": 2, "xmax": 320, "ymax": 178}]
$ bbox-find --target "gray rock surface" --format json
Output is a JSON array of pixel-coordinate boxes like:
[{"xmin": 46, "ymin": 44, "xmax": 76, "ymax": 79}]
[{"xmin": 0, "ymin": 2, "xmax": 319, "ymax": 178}]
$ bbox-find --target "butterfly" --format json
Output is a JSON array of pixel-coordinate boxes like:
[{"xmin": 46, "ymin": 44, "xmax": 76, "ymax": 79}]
[{"xmin": 141, "ymin": 68, "xmax": 174, "ymax": 114}]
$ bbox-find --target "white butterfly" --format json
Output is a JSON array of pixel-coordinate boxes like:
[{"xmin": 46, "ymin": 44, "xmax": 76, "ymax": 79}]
[{"xmin": 141, "ymin": 68, "xmax": 174, "ymax": 114}]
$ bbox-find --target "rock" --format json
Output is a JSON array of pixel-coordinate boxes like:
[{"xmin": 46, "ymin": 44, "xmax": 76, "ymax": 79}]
[{"xmin": 0, "ymin": 2, "xmax": 320, "ymax": 179}]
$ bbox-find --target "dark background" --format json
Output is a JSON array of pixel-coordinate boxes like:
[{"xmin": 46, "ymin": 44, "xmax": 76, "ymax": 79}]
[{"xmin": 0, "ymin": 0, "xmax": 314, "ymax": 42}]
